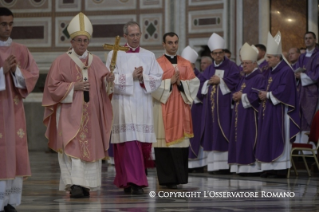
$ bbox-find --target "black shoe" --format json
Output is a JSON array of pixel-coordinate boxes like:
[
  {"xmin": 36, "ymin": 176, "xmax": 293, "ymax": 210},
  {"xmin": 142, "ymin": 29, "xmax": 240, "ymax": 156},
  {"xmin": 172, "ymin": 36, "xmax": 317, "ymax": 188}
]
[
  {"xmin": 70, "ymin": 185, "xmax": 84, "ymax": 198},
  {"xmin": 166, "ymin": 184, "xmax": 177, "ymax": 189},
  {"xmin": 131, "ymin": 184, "xmax": 144, "ymax": 195},
  {"xmin": 124, "ymin": 187, "xmax": 131, "ymax": 194},
  {"xmin": 4, "ymin": 204, "xmax": 17, "ymax": 212},
  {"xmin": 267, "ymin": 174, "xmax": 286, "ymax": 178},
  {"xmin": 260, "ymin": 172, "xmax": 268, "ymax": 178},
  {"xmin": 82, "ymin": 187, "xmax": 90, "ymax": 197}
]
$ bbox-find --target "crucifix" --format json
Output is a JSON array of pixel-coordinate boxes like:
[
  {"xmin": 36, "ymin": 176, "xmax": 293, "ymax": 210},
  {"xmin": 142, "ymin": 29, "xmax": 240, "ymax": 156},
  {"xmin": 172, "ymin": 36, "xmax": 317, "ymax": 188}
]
[
  {"xmin": 103, "ymin": 36, "xmax": 129, "ymax": 94},
  {"xmin": 103, "ymin": 35, "xmax": 129, "ymax": 73}
]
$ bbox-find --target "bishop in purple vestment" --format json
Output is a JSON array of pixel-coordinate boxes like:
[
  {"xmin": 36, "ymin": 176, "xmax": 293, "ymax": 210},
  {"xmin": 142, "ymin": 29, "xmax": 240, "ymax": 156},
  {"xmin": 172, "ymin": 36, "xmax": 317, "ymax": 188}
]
[
  {"xmin": 255, "ymin": 32, "xmax": 300, "ymax": 176},
  {"xmin": 228, "ymin": 43, "xmax": 265, "ymax": 173},
  {"xmin": 197, "ymin": 33, "xmax": 240, "ymax": 171}
]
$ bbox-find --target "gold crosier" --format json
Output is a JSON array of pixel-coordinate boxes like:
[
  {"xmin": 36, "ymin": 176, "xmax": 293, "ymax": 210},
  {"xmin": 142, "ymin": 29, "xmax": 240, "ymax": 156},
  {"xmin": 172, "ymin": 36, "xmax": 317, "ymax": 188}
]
[
  {"xmin": 210, "ymin": 84, "xmax": 217, "ymax": 122},
  {"xmin": 103, "ymin": 36, "xmax": 129, "ymax": 94},
  {"xmin": 262, "ymin": 77, "xmax": 273, "ymax": 117},
  {"xmin": 234, "ymin": 82, "xmax": 246, "ymax": 142}
]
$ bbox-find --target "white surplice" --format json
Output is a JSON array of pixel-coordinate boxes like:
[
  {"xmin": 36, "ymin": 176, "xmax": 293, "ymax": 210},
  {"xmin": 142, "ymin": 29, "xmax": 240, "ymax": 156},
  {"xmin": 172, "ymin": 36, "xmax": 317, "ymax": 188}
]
[{"xmin": 106, "ymin": 48, "xmax": 163, "ymax": 144}]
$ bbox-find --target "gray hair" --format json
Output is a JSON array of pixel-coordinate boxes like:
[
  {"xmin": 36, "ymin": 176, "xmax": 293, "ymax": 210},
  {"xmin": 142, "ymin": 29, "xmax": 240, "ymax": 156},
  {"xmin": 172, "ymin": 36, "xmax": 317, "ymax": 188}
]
[
  {"xmin": 123, "ymin": 21, "xmax": 141, "ymax": 35},
  {"xmin": 201, "ymin": 56, "xmax": 213, "ymax": 64}
]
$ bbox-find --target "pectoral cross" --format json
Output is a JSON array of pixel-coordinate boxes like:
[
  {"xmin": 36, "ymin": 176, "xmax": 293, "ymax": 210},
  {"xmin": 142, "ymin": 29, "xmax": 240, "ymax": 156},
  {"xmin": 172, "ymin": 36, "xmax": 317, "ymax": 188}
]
[{"xmin": 103, "ymin": 36, "xmax": 130, "ymax": 72}]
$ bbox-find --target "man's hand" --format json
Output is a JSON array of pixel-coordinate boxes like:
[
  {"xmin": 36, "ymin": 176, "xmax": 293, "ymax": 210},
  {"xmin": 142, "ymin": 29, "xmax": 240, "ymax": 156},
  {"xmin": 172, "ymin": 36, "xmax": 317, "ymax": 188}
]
[
  {"xmin": 171, "ymin": 71, "xmax": 180, "ymax": 84},
  {"xmin": 258, "ymin": 91, "xmax": 267, "ymax": 101},
  {"xmin": 295, "ymin": 72, "xmax": 301, "ymax": 79},
  {"xmin": 3, "ymin": 55, "xmax": 17, "ymax": 74},
  {"xmin": 105, "ymin": 72, "xmax": 115, "ymax": 82},
  {"xmin": 208, "ymin": 75, "xmax": 220, "ymax": 85},
  {"xmin": 74, "ymin": 81, "xmax": 90, "ymax": 91},
  {"xmin": 232, "ymin": 91, "xmax": 242, "ymax": 102},
  {"xmin": 133, "ymin": 66, "xmax": 143, "ymax": 80}
]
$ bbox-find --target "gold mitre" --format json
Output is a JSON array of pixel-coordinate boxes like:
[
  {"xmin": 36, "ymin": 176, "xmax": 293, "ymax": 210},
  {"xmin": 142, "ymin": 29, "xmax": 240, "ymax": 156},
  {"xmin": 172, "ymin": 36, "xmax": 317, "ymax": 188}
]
[{"xmin": 67, "ymin": 12, "xmax": 93, "ymax": 39}]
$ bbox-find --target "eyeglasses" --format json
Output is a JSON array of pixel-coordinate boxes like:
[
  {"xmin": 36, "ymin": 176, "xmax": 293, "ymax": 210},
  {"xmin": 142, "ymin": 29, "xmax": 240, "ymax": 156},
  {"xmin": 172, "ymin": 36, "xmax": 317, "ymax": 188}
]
[
  {"xmin": 0, "ymin": 22, "xmax": 13, "ymax": 27},
  {"xmin": 72, "ymin": 39, "xmax": 89, "ymax": 44},
  {"xmin": 126, "ymin": 33, "xmax": 141, "ymax": 38},
  {"xmin": 212, "ymin": 51, "xmax": 224, "ymax": 56}
]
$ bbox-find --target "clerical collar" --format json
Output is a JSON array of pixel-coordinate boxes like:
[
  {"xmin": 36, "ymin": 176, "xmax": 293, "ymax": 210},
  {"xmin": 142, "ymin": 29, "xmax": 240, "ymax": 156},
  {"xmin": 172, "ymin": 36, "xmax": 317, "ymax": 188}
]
[
  {"xmin": 72, "ymin": 48, "xmax": 88, "ymax": 59},
  {"xmin": 257, "ymin": 58, "xmax": 265, "ymax": 65},
  {"xmin": 165, "ymin": 53, "xmax": 177, "ymax": 59},
  {"xmin": 164, "ymin": 54, "xmax": 177, "ymax": 64},
  {"xmin": 245, "ymin": 68, "xmax": 258, "ymax": 77},
  {"xmin": 125, "ymin": 43, "xmax": 140, "ymax": 53},
  {"xmin": 214, "ymin": 60, "xmax": 224, "ymax": 67},
  {"xmin": 271, "ymin": 60, "xmax": 282, "ymax": 72},
  {"xmin": 306, "ymin": 48, "xmax": 315, "ymax": 57},
  {"xmin": 0, "ymin": 37, "xmax": 12, "ymax": 47}
]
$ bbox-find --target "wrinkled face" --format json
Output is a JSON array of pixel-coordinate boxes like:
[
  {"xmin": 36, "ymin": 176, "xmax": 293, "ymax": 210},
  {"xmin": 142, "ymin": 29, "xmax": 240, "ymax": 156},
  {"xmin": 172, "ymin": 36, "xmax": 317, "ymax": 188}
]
[
  {"xmin": 71, "ymin": 35, "xmax": 89, "ymax": 56},
  {"xmin": 266, "ymin": 54, "xmax": 280, "ymax": 68},
  {"xmin": 210, "ymin": 49, "xmax": 224, "ymax": 64},
  {"xmin": 200, "ymin": 58, "xmax": 211, "ymax": 71},
  {"xmin": 288, "ymin": 48, "xmax": 300, "ymax": 64},
  {"xmin": 242, "ymin": 60, "xmax": 257, "ymax": 74},
  {"xmin": 124, "ymin": 24, "xmax": 141, "ymax": 48},
  {"xmin": 163, "ymin": 35, "xmax": 179, "ymax": 55},
  {"xmin": 0, "ymin": 15, "xmax": 13, "ymax": 41},
  {"xmin": 304, "ymin": 33, "xmax": 316, "ymax": 49}
]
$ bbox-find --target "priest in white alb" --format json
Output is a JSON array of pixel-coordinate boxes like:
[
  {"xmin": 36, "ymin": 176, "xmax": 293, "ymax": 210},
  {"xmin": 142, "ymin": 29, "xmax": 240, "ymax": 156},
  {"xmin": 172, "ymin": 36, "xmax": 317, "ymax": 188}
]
[{"xmin": 106, "ymin": 21, "xmax": 163, "ymax": 195}]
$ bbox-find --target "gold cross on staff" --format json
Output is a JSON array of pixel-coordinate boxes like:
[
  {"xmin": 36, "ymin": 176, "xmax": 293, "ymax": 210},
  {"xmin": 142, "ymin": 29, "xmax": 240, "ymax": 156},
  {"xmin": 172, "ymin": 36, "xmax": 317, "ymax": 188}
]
[{"xmin": 103, "ymin": 35, "xmax": 129, "ymax": 72}]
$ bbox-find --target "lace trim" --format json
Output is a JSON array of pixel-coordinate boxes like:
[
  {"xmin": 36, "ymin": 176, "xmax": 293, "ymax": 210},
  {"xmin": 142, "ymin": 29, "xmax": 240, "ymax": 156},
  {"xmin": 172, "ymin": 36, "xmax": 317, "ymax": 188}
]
[
  {"xmin": 0, "ymin": 187, "xmax": 22, "ymax": 199},
  {"xmin": 118, "ymin": 74, "xmax": 126, "ymax": 91},
  {"xmin": 149, "ymin": 76, "xmax": 156, "ymax": 91},
  {"xmin": 113, "ymin": 124, "xmax": 154, "ymax": 134}
]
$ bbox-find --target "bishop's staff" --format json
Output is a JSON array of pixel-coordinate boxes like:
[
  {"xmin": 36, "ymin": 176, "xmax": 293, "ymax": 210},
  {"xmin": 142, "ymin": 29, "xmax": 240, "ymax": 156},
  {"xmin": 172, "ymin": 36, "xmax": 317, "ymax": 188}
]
[{"xmin": 103, "ymin": 36, "xmax": 129, "ymax": 94}]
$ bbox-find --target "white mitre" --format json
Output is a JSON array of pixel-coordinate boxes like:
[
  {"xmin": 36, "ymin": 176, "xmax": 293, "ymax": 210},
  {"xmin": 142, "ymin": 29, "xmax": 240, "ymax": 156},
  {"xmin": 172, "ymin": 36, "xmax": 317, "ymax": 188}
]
[
  {"xmin": 266, "ymin": 31, "xmax": 282, "ymax": 55},
  {"xmin": 67, "ymin": 12, "xmax": 93, "ymax": 39},
  {"xmin": 181, "ymin": 46, "xmax": 198, "ymax": 63},
  {"xmin": 240, "ymin": 43, "xmax": 258, "ymax": 62},
  {"xmin": 207, "ymin": 33, "xmax": 225, "ymax": 52}
]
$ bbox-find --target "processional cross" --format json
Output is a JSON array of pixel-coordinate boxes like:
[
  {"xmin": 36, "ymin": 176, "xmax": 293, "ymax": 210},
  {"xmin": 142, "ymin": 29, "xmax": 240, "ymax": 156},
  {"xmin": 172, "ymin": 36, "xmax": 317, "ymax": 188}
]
[
  {"xmin": 103, "ymin": 35, "xmax": 129, "ymax": 73},
  {"xmin": 103, "ymin": 36, "xmax": 129, "ymax": 95}
]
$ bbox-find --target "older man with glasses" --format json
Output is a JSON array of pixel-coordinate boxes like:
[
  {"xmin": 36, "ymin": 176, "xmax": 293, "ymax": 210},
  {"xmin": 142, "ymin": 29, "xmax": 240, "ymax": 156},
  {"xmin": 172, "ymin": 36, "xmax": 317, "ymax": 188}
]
[
  {"xmin": 42, "ymin": 12, "xmax": 114, "ymax": 198},
  {"xmin": 106, "ymin": 21, "xmax": 163, "ymax": 195},
  {"xmin": 228, "ymin": 43, "xmax": 264, "ymax": 175},
  {"xmin": 196, "ymin": 33, "xmax": 240, "ymax": 173}
]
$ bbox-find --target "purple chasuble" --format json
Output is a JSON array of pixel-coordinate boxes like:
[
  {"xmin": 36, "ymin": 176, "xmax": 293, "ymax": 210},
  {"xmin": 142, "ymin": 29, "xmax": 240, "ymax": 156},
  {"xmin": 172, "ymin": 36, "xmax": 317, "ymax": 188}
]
[
  {"xmin": 295, "ymin": 47, "xmax": 319, "ymax": 131},
  {"xmin": 196, "ymin": 57, "xmax": 240, "ymax": 152},
  {"xmin": 255, "ymin": 60, "xmax": 300, "ymax": 163},
  {"xmin": 259, "ymin": 59, "xmax": 269, "ymax": 77},
  {"xmin": 189, "ymin": 68, "xmax": 203, "ymax": 159},
  {"xmin": 228, "ymin": 70, "xmax": 265, "ymax": 165}
]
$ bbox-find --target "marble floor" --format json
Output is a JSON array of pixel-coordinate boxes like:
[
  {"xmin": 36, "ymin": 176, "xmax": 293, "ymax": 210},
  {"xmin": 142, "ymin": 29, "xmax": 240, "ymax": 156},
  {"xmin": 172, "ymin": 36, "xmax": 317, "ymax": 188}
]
[{"xmin": 15, "ymin": 152, "xmax": 319, "ymax": 211}]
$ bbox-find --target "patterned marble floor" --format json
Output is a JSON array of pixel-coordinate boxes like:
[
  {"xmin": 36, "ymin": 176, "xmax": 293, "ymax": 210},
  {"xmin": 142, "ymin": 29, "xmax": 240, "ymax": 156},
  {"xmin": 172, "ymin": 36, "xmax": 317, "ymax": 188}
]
[{"xmin": 15, "ymin": 152, "xmax": 319, "ymax": 212}]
